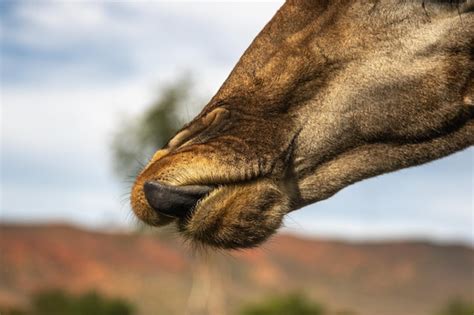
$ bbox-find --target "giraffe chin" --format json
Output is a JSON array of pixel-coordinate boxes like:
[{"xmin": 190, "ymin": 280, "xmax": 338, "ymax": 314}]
[{"xmin": 176, "ymin": 179, "xmax": 290, "ymax": 250}]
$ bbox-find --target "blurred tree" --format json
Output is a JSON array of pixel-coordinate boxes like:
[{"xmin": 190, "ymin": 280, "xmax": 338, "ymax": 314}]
[
  {"xmin": 437, "ymin": 299, "xmax": 474, "ymax": 315},
  {"xmin": 239, "ymin": 292, "xmax": 325, "ymax": 315},
  {"xmin": 111, "ymin": 76, "xmax": 193, "ymax": 180}
]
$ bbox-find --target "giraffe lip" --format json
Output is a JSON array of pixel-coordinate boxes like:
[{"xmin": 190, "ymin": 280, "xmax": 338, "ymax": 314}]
[{"xmin": 143, "ymin": 181, "xmax": 214, "ymax": 218}]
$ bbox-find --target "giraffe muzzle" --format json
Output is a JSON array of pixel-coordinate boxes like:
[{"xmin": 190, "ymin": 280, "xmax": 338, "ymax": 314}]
[{"xmin": 143, "ymin": 181, "xmax": 213, "ymax": 218}]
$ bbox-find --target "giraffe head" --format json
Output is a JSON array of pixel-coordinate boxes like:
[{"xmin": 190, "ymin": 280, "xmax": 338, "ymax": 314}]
[{"xmin": 131, "ymin": 0, "xmax": 474, "ymax": 249}]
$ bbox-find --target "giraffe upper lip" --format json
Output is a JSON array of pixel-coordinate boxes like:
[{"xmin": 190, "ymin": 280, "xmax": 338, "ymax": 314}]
[{"xmin": 143, "ymin": 181, "xmax": 214, "ymax": 218}]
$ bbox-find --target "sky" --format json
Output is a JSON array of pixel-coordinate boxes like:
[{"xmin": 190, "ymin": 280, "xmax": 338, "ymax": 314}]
[{"xmin": 1, "ymin": 1, "xmax": 472, "ymax": 244}]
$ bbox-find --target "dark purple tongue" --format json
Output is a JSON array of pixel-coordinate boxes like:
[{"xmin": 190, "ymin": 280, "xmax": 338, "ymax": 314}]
[{"xmin": 143, "ymin": 181, "xmax": 213, "ymax": 218}]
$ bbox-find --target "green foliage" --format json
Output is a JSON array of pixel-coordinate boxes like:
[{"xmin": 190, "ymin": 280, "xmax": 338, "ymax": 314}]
[
  {"xmin": 33, "ymin": 289, "xmax": 76, "ymax": 315},
  {"xmin": 240, "ymin": 292, "xmax": 325, "ymax": 315},
  {"xmin": 111, "ymin": 77, "xmax": 192, "ymax": 180},
  {"xmin": 1, "ymin": 289, "xmax": 134, "ymax": 315},
  {"xmin": 0, "ymin": 307, "xmax": 28, "ymax": 315},
  {"xmin": 437, "ymin": 298, "xmax": 474, "ymax": 315}
]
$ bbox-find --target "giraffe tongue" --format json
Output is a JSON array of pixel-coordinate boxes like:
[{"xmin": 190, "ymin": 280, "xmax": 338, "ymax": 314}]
[{"xmin": 143, "ymin": 181, "xmax": 213, "ymax": 218}]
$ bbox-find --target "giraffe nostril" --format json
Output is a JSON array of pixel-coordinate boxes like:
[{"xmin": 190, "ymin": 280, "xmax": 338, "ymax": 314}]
[{"xmin": 143, "ymin": 181, "xmax": 213, "ymax": 218}]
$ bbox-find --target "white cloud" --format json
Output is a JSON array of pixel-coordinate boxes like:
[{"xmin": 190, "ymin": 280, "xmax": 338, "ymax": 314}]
[
  {"xmin": 2, "ymin": 1, "xmax": 282, "ymax": 87},
  {"xmin": 2, "ymin": 82, "xmax": 155, "ymax": 158},
  {"xmin": 16, "ymin": 2, "xmax": 107, "ymax": 32}
]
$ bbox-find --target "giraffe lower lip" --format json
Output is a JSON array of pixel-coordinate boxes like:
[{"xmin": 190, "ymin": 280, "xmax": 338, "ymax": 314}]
[{"xmin": 143, "ymin": 181, "xmax": 213, "ymax": 218}]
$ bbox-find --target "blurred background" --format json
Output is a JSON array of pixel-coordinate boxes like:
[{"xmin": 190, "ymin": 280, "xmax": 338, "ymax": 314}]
[{"xmin": 1, "ymin": 1, "xmax": 473, "ymax": 315}]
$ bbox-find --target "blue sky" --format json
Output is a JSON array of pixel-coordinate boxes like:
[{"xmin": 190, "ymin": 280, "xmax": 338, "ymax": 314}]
[{"xmin": 1, "ymin": 1, "xmax": 472, "ymax": 244}]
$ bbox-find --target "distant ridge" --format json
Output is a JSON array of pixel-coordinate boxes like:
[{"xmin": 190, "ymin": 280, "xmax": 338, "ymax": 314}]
[{"xmin": 1, "ymin": 223, "xmax": 472, "ymax": 315}]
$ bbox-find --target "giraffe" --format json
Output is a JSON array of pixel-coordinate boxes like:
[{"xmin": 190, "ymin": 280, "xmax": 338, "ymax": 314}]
[{"xmin": 131, "ymin": 0, "xmax": 473, "ymax": 249}]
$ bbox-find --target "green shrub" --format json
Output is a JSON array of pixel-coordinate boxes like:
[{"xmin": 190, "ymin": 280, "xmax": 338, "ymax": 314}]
[
  {"xmin": 437, "ymin": 299, "xmax": 474, "ymax": 315},
  {"xmin": 239, "ymin": 292, "xmax": 325, "ymax": 315},
  {"xmin": 2, "ymin": 289, "xmax": 135, "ymax": 315}
]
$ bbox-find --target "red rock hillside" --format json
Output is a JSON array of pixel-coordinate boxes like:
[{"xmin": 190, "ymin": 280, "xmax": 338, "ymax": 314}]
[{"xmin": 0, "ymin": 224, "xmax": 472, "ymax": 315}]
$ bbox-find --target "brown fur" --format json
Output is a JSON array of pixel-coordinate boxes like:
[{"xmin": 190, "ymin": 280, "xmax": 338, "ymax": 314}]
[{"xmin": 131, "ymin": 0, "xmax": 474, "ymax": 249}]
